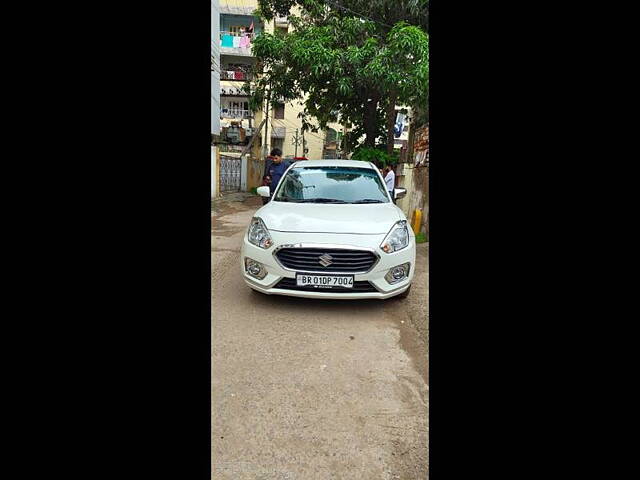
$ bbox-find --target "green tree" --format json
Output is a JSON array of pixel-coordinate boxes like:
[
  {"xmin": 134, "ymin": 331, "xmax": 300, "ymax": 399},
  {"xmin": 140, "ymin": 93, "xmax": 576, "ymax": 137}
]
[
  {"xmin": 251, "ymin": 0, "xmax": 428, "ymax": 150},
  {"xmin": 258, "ymin": 0, "xmax": 428, "ymax": 31}
]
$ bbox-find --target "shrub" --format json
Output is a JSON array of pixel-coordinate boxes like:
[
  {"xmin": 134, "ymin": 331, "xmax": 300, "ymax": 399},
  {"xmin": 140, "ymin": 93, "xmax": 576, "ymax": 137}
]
[{"xmin": 351, "ymin": 147, "xmax": 399, "ymax": 168}]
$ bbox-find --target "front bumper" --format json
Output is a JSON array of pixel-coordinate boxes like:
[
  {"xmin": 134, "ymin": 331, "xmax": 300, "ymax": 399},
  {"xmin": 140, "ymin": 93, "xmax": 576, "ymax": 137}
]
[{"xmin": 240, "ymin": 231, "xmax": 416, "ymax": 300}]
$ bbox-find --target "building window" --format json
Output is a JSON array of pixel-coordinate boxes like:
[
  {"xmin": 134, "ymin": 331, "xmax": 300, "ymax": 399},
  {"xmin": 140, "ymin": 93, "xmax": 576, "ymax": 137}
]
[
  {"xmin": 325, "ymin": 128, "xmax": 337, "ymax": 143},
  {"xmin": 273, "ymin": 103, "xmax": 285, "ymax": 119},
  {"xmin": 271, "ymin": 137, "xmax": 284, "ymax": 151}
]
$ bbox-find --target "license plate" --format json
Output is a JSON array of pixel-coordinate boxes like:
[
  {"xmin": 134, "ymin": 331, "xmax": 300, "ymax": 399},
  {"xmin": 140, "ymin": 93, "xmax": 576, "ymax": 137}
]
[{"xmin": 296, "ymin": 274, "xmax": 354, "ymax": 288}]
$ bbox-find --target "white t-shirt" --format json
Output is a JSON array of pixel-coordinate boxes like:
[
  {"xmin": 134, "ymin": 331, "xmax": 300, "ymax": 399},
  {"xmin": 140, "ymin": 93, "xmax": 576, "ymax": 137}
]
[{"xmin": 384, "ymin": 170, "xmax": 395, "ymax": 191}]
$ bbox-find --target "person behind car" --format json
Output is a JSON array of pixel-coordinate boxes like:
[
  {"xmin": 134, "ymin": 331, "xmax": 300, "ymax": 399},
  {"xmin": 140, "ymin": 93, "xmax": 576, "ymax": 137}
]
[
  {"xmin": 262, "ymin": 148, "xmax": 291, "ymax": 204},
  {"xmin": 384, "ymin": 164, "xmax": 396, "ymax": 204}
]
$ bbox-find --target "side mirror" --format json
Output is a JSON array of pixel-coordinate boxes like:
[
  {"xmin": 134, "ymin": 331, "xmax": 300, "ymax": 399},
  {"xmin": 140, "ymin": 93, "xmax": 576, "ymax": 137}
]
[
  {"xmin": 257, "ymin": 186, "xmax": 271, "ymax": 197},
  {"xmin": 394, "ymin": 188, "xmax": 407, "ymax": 200}
]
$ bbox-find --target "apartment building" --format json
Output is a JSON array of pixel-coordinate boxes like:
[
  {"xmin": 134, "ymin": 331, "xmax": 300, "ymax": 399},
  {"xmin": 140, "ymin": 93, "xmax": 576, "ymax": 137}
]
[
  {"xmin": 218, "ymin": 0, "xmax": 344, "ymax": 166},
  {"xmin": 394, "ymin": 108, "xmax": 411, "ymax": 161}
]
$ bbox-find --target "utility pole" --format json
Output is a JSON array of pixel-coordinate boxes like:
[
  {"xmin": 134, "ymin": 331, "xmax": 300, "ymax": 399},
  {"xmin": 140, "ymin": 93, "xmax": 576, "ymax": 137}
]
[
  {"xmin": 291, "ymin": 128, "xmax": 302, "ymax": 157},
  {"xmin": 323, "ymin": 130, "xmax": 328, "ymax": 159}
]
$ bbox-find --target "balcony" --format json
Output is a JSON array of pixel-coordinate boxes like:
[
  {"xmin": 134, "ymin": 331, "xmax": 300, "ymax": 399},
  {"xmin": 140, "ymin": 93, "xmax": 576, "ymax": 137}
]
[
  {"xmin": 220, "ymin": 107, "xmax": 253, "ymax": 119},
  {"xmin": 220, "ymin": 69, "xmax": 253, "ymax": 82},
  {"xmin": 219, "ymin": 31, "xmax": 256, "ymax": 56},
  {"xmin": 220, "ymin": 85, "xmax": 250, "ymax": 96},
  {"xmin": 220, "ymin": 3, "xmax": 257, "ymax": 16}
]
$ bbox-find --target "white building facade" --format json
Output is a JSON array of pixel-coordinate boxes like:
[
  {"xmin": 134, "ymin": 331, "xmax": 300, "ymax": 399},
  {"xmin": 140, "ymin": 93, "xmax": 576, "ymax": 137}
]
[{"xmin": 211, "ymin": 0, "xmax": 221, "ymax": 197}]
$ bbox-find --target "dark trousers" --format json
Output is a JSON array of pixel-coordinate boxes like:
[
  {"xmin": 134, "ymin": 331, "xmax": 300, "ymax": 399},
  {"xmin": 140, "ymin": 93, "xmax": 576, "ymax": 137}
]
[{"xmin": 389, "ymin": 191, "xmax": 395, "ymax": 204}]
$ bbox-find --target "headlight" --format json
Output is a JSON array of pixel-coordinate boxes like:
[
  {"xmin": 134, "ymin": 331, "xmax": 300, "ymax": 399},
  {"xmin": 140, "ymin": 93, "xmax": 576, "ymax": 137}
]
[
  {"xmin": 380, "ymin": 220, "xmax": 410, "ymax": 253},
  {"xmin": 247, "ymin": 217, "xmax": 273, "ymax": 249}
]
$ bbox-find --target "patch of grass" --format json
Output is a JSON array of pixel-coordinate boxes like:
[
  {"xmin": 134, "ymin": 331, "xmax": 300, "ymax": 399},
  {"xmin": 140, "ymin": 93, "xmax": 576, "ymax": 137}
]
[{"xmin": 415, "ymin": 232, "xmax": 428, "ymax": 243}]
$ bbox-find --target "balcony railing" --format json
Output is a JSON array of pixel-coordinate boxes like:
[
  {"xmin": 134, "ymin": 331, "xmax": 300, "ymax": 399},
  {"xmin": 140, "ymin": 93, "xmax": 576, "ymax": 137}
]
[
  {"xmin": 220, "ymin": 85, "xmax": 249, "ymax": 96},
  {"xmin": 220, "ymin": 70, "xmax": 252, "ymax": 81},
  {"xmin": 219, "ymin": 32, "xmax": 256, "ymax": 55},
  {"xmin": 220, "ymin": 108, "xmax": 253, "ymax": 119}
]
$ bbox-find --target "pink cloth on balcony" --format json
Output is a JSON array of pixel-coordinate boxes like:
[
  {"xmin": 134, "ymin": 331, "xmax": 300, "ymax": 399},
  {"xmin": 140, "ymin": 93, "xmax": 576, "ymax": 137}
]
[{"xmin": 239, "ymin": 35, "xmax": 250, "ymax": 48}]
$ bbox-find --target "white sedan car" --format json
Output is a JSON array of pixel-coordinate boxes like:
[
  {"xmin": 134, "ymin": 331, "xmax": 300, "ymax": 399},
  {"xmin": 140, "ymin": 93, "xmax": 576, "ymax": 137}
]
[{"xmin": 240, "ymin": 160, "xmax": 415, "ymax": 299}]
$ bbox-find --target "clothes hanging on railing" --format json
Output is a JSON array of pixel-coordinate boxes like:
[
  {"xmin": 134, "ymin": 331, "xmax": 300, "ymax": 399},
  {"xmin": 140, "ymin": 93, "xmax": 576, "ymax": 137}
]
[
  {"xmin": 239, "ymin": 35, "xmax": 250, "ymax": 48},
  {"xmin": 232, "ymin": 36, "xmax": 241, "ymax": 48},
  {"xmin": 221, "ymin": 34, "xmax": 234, "ymax": 48}
]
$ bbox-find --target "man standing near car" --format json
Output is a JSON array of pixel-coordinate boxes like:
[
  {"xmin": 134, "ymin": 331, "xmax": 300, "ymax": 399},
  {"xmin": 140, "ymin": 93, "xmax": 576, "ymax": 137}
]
[
  {"xmin": 262, "ymin": 148, "xmax": 290, "ymax": 204},
  {"xmin": 384, "ymin": 164, "xmax": 396, "ymax": 204}
]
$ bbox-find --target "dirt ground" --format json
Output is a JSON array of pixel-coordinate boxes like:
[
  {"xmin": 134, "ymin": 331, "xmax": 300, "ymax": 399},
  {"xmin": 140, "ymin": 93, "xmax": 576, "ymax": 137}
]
[{"xmin": 212, "ymin": 192, "xmax": 429, "ymax": 479}]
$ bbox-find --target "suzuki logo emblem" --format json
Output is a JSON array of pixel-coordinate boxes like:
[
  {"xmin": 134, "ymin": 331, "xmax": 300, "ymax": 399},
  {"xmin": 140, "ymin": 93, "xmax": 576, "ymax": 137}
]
[{"xmin": 318, "ymin": 253, "xmax": 333, "ymax": 267}]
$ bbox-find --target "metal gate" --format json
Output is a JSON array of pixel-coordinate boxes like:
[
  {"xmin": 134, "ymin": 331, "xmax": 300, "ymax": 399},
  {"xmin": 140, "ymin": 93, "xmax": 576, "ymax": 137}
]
[{"xmin": 220, "ymin": 155, "xmax": 241, "ymax": 192}]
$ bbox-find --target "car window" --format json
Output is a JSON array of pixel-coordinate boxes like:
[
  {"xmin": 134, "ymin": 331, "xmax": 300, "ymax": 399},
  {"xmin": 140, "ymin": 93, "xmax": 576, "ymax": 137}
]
[{"xmin": 273, "ymin": 166, "xmax": 390, "ymax": 204}]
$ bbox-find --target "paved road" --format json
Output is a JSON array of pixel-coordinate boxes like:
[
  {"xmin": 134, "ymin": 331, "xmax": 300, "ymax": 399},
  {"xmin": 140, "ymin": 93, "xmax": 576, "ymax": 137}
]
[{"xmin": 212, "ymin": 193, "xmax": 429, "ymax": 480}]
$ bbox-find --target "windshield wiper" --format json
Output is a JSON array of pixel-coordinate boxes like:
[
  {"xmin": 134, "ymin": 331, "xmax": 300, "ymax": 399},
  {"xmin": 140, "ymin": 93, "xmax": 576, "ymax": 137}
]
[
  {"xmin": 297, "ymin": 198, "xmax": 348, "ymax": 203},
  {"xmin": 351, "ymin": 199, "xmax": 384, "ymax": 203}
]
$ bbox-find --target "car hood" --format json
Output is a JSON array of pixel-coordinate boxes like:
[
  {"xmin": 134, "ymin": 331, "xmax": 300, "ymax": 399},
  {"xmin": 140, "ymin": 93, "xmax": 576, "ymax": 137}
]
[{"xmin": 258, "ymin": 202, "xmax": 403, "ymax": 234}]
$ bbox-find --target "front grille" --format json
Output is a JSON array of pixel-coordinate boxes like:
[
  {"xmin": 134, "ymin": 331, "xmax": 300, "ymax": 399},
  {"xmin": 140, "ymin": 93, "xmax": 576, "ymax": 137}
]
[
  {"xmin": 274, "ymin": 278, "xmax": 378, "ymax": 293},
  {"xmin": 275, "ymin": 248, "xmax": 377, "ymax": 273}
]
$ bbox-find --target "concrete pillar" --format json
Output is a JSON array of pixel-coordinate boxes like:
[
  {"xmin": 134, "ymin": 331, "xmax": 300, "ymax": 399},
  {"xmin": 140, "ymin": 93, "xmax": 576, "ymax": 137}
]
[
  {"xmin": 240, "ymin": 154, "xmax": 248, "ymax": 191},
  {"xmin": 211, "ymin": 0, "xmax": 220, "ymax": 135},
  {"xmin": 211, "ymin": 146, "xmax": 218, "ymax": 198}
]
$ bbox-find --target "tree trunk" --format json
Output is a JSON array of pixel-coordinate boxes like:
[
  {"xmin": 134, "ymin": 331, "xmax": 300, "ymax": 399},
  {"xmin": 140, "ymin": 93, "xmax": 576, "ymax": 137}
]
[
  {"xmin": 386, "ymin": 93, "xmax": 397, "ymax": 155},
  {"xmin": 363, "ymin": 97, "xmax": 379, "ymax": 147}
]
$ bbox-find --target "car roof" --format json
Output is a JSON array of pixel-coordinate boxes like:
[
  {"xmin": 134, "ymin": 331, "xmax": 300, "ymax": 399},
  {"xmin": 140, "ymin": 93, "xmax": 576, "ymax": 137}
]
[{"xmin": 291, "ymin": 159, "xmax": 375, "ymax": 169}]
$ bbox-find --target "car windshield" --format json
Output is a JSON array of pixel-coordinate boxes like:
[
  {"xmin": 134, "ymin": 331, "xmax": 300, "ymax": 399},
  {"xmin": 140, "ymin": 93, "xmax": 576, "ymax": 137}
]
[{"xmin": 273, "ymin": 166, "xmax": 390, "ymax": 204}]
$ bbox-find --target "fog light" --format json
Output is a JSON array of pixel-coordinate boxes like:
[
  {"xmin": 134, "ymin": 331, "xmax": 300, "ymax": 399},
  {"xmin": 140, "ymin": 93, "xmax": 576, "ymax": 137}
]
[
  {"xmin": 245, "ymin": 258, "xmax": 267, "ymax": 280},
  {"xmin": 385, "ymin": 263, "xmax": 410, "ymax": 284}
]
